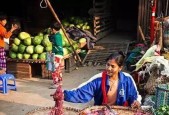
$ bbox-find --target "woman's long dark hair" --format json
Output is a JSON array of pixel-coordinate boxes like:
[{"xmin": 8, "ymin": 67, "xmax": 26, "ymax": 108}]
[{"xmin": 106, "ymin": 51, "xmax": 126, "ymax": 67}]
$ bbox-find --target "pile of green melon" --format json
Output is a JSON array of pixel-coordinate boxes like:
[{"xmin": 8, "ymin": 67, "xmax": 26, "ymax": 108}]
[
  {"xmin": 62, "ymin": 16, "xmax": 91, "ymax": 30},
  {"xmin": 9, "ymin": 29, "xmax": 87, "ymax": 60}
]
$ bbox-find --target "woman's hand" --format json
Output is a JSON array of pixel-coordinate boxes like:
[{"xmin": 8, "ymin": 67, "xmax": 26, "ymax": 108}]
[
  {"xmin": 131, "ymin": 100, "xmax": 141, "ymax": 109},
  {"xmin": 10, "ymin": 24, "xmax": 19, "ymax": 32}
]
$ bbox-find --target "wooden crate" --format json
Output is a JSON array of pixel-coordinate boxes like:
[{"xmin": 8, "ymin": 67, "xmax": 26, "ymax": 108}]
[
  {"xmin": 7, "ymin": 61, "xmax": 32, "ymax": 78},
  {"xmin": 7, "ymin": 61, "xmax": 52, "ymax": 79},
  {"xmin": 6, "ymin": 59, "xmax": 48, "ymax": 78},
  {"xmin": 64, "ymin": 55, "xmax": 78, "ymax": 73},
  {"xmin": 41, "ymin": 63, "xmax": 52, "ymax": 79},
  {"xmin": 63, "ymin": 49, "xmax": 81, "ymax": 73}
]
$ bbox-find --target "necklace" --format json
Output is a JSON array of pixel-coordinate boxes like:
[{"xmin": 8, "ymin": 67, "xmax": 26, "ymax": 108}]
[{"xmin": 109, "ymin": 79, "xmax": 118, "ymax": 91}]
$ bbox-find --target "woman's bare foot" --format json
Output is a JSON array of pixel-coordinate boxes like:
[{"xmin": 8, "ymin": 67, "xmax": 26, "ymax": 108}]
[{"xmin": 0, "ymin": 69, "xmax": 6, "ymax": 75}]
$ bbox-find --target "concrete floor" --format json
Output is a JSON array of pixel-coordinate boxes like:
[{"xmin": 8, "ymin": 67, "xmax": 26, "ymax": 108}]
[
  {"xmin": 0, "ymin": 32, "xmax": 136, "ymax": 115},
  {"xmin": 97, "ymin": 32, "xmax": 136, "ymax": 43},
  {"xmin": 0, "ymin": 65, "xmax": 105, "ymax": 115}
]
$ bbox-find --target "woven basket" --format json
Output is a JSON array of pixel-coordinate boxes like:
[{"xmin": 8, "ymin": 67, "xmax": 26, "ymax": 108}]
[
  {"xmin": 144, "ymin": 66, "xmax": 169, "ymax": 95},
  {"xmin": 26, "ymin": 106, "xmax": 80, "ymax": 115},
  {"xmin": 79, "ymin": 106, "xmax": 152, "ymax": 115},
  {"xmin": 155, "ymin": 83, "xmax": 169, "ymax": 109}
]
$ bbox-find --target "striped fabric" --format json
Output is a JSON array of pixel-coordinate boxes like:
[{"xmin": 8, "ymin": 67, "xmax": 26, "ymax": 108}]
[{"xmin": 0, "ymin": 47, "xmax": 6, "ymax": 69}]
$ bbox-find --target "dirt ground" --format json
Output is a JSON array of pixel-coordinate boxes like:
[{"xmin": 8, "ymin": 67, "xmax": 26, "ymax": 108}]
[
  {"xmin": 0, "ymin": 33, "xmax": 134, "ymax": 115},
  {"xmin": 0, "ymin": 65, "xmax": 105, "ymax": 115}
]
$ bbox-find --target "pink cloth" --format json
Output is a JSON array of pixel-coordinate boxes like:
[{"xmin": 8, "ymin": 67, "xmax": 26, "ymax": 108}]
[
  {"xmin": 52, "ymin": 56, "xmax": 63, "ymax": 84},
  {"xmin": 0, "ymin": 47, "xmax": 6, "ymax": 69}
]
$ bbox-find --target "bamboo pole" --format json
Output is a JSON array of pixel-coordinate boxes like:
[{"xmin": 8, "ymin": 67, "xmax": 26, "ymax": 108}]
[
  {"xmin": 138, "ymin": 25, "xmax": 147, "ymax": 45},
  {"xmin": 137, "ymin": 0, "xmax": 142, "ymax": 41},
  {"xmin": 46, "ymin": 0, "xmax": 82, "ymax": 64}
]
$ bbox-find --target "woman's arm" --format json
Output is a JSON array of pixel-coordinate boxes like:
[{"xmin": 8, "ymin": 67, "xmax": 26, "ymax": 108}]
[
  {"xmin": 64, "ymin": 80, "xmax": 96, "ymax": 103},
  {"xmin": 0, "ymin": 27, "xmax": 12, "ymax": 39},
  {"xmin": 128, "ymin": 77, "xmax": 141, "ymax": 108},
  {"xmin": 123, "ymin": 72, "xmax": 142, "ymax": 104},
  {"xmin": 63, "ymin": 73, "xmax": 103, "ymax": 104},
  {"xmin": 0, "ymin": 24, "xmax": 18, "ymax": 39}
]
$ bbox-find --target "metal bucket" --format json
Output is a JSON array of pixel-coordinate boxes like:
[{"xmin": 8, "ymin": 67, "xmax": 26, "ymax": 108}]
[{"xmin": 26, "ymin": 106, "xmax": 80, "ymax": 115}]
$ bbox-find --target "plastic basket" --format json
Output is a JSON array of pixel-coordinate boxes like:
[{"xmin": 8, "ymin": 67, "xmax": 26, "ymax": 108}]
[{"xmin": 155, "ymin": 83, "xmax": 169, "ymax": 109}]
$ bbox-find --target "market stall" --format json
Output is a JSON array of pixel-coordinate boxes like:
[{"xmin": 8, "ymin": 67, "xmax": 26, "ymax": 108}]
[
  {"xmin": 5, "ymin": 0, "xmax": 98, "ymax": 79},
  {"xmin": 6, "ymin": 27, "xmax": 85, "ymax": 78},
  {"xmin": 6, "ymin": 50, "xmax": 80, "ymax": 79},
  {"xmin": 2, "ymin": 0, "xmax": 169, "ymax": 114},
  {"xmin": 125, "ymin": 24, "xmax": 169, "ymax": 115}
]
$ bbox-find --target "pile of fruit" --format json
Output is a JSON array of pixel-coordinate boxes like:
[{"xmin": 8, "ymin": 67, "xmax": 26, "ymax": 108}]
[
  {"xmin": 9, "ymin": 29, "xmax": 87, "ymax": 60},
  {"xmin": 62, "ymin": 16, "xmax": 92, "ymax": 31},
  {"xmin": 9, "ymin": 32, "xmax": 47, "ymax": 60},
  {"xmin": 59, "ymin": 29, "xmax": 87, "ymax": 56}
]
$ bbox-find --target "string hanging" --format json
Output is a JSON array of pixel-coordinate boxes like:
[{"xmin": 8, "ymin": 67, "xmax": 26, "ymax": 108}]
[{"xmin": 40, "ymin": 0, "xmax": 48, "ymax": 8}]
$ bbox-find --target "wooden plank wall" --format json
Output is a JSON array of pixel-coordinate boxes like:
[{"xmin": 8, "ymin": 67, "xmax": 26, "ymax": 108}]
[
  {"xmin": 156, "ymin": 0, "xmax": 169, "ymax": 17},
  {"xmin": 137, "ymin": 0, "xmax": 151, "ymax": 41},
  {"xmin": 93, "ymin": 0, "xmax": 169, "ymax": 42},
  {"xmin": 137, "ymin": 0, "xmax": 169, "ymax": 42},
  {"xmin": 93, "ymin": 0, "xmax": 113, "ymax": 40}
]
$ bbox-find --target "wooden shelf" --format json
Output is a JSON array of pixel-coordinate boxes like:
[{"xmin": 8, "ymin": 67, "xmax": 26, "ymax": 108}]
[{"xmin": 6, "ymin": 49, "xmax": 81, "ymax": 78}]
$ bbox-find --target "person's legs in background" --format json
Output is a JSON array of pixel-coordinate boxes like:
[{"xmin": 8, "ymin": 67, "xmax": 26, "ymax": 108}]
[
  {"xmin": 0, "ymin": 47, "xmax": 6, "ymax": 74},
  {"xmin": 49, "ymin": 55, "xmax": 64, "ymax": 89}
]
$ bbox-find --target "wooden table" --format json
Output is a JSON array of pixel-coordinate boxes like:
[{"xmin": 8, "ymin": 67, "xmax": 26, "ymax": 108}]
[{"xmin": 6, "ymin": 49, "xmax": 81, "ymax": 78}]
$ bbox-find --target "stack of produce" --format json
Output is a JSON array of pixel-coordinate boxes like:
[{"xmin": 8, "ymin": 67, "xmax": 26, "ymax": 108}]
[
  {"xmin": 62, "ymin": 16, "xmax": 91, "ymax": 31},
  {"xmin": 60, "ymin": 29, "xmax": 87, "ymax": 56},
  {"xmin": 9, "ymin": 31, "xmax": 52, "ymax": 60},
  {"xmin": 9, "ymin": 30, "xmax": 87, "ymax": 60}
]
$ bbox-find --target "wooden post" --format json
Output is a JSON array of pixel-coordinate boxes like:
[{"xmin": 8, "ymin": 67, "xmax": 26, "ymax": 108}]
[
  {"xmin": 138, "ymin": 25, "xmax": 147, "ymax": 45},
  {"xmin": 46, "ymin": 0, "xmax": 82, "ymax": 65},
  {"xmin": 158, "ymin": 24, "xmax": 163, "ymax": 49},
  {"xmin": 137, "ymin": 0, "xmax": 142, "ymax": 41}
]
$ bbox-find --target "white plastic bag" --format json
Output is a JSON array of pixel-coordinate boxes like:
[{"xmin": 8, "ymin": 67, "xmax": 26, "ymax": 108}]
[{"xmin": 4, "ymin": 38, "xmax": 9, "ymax": 51}]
